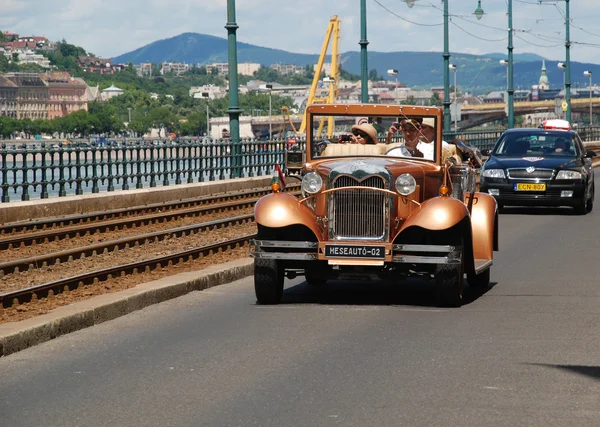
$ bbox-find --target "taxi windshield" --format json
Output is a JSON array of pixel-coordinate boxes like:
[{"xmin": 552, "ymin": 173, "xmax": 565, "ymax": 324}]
[
  {"xmin": 494, "ymin": 133, "xmax": 578, "ymax": 158},
  {"xmin": 310, "ymin": 114, "xmax": 439, "ymax": 162}
]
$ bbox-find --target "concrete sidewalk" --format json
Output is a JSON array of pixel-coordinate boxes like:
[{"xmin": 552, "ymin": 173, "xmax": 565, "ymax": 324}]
[{"xmin": 0, "ymin": 258, "xmax": 254, "ymax": 357}]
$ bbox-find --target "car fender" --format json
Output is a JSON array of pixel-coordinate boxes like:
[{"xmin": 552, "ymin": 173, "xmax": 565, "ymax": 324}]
[
  {"xmin": 469, "ymin": 192, "xmax": 498, "ymax": 260},
  {"xmin": 398, "ymin": 196, "xmax": 470, "ymax": 233},
  {"xmin": 254, "ymin": 192, "xmax": 321, "ymax": 237}
]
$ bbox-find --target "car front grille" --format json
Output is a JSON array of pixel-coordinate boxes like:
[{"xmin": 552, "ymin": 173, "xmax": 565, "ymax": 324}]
[
  {"xmin": 507, "ymin": 168, "xmax": 554, "ymax": 180},
  {"xmin": 331, "ymin": 175, "xmax": 386, "ymax": 239}
]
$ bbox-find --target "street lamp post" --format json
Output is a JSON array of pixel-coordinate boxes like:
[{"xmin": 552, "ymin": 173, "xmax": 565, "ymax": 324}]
[
  {"xmin": 558, "ymin": 62, "xmax": 566, "ymax": 119},
  {"xmin": 449, "ymin": 64, "xmax": 457, "ymax": 132},
  {"xmin": 584, "ymin": 71, "xmax": 593, "ymax": 126},
  {"xmin": 202, "ymin": 92, "xmax": 210, "ymax": 137},
  {"xmin": 260, "ymin": 84, "xmax": 273, "ymax": 139},
  {"xmin": 360, "ymin": 0, "xmax": 369, "ymax": 103},
  {"xmin": 226, "ymin": 0, "xmax": 242, "ymax": 177},
  {"xmin": 387, "ymin": 69, "xmax": 398, "ymax": 104}
]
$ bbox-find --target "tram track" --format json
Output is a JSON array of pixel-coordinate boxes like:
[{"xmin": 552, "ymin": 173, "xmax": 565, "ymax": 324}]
[
  {"xmin": 0, "ymin": 184, "xmax": 299, "ymax": 236},
  {"xmin": 0, "ymin": 185, "xmax": 295, "ymax": 320},
  {"xmin": 0, "ymin": 214, "xmax": 254, "ymax": 277},
  {"xmin": 0, "ymin": 234, "xmax": 255, "ymax": 309}
]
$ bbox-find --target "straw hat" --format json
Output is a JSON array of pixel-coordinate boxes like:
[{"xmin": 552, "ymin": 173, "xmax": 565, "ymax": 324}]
[
  {"xmin": 421, "ymin": 117, "xmax": 435, "ymax": 129},
  {"xmin": 351, "ymin": 123, "xmax": 378, "ymax": 144}
]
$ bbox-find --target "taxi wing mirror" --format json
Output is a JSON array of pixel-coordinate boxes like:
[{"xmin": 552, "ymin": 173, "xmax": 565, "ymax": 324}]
[{"xmin": 585, "ymin": 150, "xmax": 597, "ymax": 158}]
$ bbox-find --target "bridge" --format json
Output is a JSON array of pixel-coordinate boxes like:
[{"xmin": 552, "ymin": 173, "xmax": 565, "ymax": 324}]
[
  {"xmin": 460, "ymin": 97, "xmax": 600, "ymax": 129},
  {"xmin": 209, "ymin": 97, "xmax": 600, "ymax": 137}
]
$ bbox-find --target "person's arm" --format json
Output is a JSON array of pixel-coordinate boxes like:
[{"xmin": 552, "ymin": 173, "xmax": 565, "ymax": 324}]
[{"xmin": 386, "ymin": 124, "xmax": 399, "ymax": 144}]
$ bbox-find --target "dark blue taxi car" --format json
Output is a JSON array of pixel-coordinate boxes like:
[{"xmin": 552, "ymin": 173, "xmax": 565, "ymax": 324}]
[{"xmin": 480, "ymin": 125, "xmax": 596, "ymax": 214}]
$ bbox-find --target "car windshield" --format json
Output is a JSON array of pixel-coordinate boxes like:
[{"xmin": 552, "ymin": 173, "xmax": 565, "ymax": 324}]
[
  {"xmin": 310, "ymin": 114, "xmax": 439, "ymax": 162},
  {"xmin": 493, "ymin": 132, "xmax": 579, "ymax": 157}
]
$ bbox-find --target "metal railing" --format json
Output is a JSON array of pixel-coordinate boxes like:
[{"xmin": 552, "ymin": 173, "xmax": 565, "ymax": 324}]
[
  {"xmin": 1, "ymin": 138, "xmax": 285, "ymax": 202},
  {"xmin": 3, "ymin": 127, "xmax": 600, "ymax": 203}
]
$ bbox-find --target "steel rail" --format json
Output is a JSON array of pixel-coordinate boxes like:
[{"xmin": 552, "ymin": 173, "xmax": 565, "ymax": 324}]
[
  {"xmin": 0, "ymin": 198, "xmax": 261, "ymax": 250},
  {"xmin": 0, "ymin": 184, "xmax": 299, "ymax": 235},
  {"xmin": 0, "ymin": 234, "xmax": 256, "ymax": 309},
  {"xmin": 0, "ymin": 214, "xmax": 255, "ymax": 276}
]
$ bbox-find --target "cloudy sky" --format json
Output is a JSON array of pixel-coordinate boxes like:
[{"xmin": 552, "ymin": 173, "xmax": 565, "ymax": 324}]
[{"xmin": 2, "ymin": 0, "xmax": 600, "ymax": 64}]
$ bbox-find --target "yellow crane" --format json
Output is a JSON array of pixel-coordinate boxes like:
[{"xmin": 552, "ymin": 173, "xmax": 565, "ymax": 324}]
[{"xmin": 299, "ymin": 15, "xmax": 341, "ymax": 138}]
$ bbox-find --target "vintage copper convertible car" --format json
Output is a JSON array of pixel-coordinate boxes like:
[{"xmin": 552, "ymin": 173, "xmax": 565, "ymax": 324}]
[{"xmin": 250, "ymin": 104, "xmax": 498, "ymax": 307}]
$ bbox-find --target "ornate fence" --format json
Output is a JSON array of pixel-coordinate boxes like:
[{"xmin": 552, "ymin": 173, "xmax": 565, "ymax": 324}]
[
  {"xmin": 1, "ymin": 139, "xmax": 285, "ymax": 202},
  {"xmin": 3, "ymin": 127, "xmax": 600, "ymax": 202}
]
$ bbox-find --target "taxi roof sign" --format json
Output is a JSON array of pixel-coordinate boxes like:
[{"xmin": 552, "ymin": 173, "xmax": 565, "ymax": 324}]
[{"xmin": 541, "ymin": 119, "xmax": 571, "ymax": 131}]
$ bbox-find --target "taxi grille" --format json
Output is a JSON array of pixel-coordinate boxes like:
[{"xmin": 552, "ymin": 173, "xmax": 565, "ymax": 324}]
[
  {"xmin": 331, "ymin": 175, "xmax": 386, "ymax": 239},
  {"xmin": 507, "ymin": 168, "xmax": 554, "ymax": 180}
]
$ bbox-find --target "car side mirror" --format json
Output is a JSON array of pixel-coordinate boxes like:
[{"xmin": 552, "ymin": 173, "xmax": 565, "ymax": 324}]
[
  {"xmin": 480, "ymin": 149, "xmax": 491, "ymax": 156},
  {"xmin": 585, "ymin": 150, "xmax": 597, "ymax": 158}
]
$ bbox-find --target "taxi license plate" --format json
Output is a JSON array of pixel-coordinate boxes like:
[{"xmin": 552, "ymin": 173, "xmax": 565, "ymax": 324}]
[
  {"xmin": 514, "ymin": 183, "xmax": 546, "ymax": 191},
  {"xmin": 325, "ymin": 245, "xmax": 385, "ymax": 259}
]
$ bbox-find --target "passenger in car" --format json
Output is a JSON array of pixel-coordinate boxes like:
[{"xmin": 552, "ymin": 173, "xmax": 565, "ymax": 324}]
[
  {"xmin": 554, "ymin": 138, "xmax": 571, "ymax": 153},
  {"xmin": 350, "ymin": 123, "xmax": 378, "ymax": 145},
  {"xmin": 385, "ymin": 118, "xmax": 425, "ymax": 157}
]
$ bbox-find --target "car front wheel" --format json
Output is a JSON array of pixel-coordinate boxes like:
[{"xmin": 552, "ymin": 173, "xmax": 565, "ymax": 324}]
[
  {"xmin": 254, "ymin": 259, "xmax": 284, "ymax": 304},
  {"xmin": 435, "ymin": 254, "xmax": 464, "ymax": 308},
  {"xmin": 467, "ymin": 268, "xmax": 490, "ymax": 289}
]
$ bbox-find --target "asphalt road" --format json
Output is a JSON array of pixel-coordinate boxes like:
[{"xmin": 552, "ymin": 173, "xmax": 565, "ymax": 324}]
[{"xmin": 1, "ymin": 190, "xmax": 599, "ymax": 427}]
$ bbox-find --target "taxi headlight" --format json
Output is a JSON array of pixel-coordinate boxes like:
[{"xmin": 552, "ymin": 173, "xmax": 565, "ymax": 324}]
[
  {"xmin": 482, "ymin": 169, "xmax": 506, "ymax": 179},
  {"xmin": 556, "ymin": 170, "xmax": 582, "ymax": 180},
  {"xmin": 301, "ymin": 172, "xmax": 323, "ymax": 196},
  {"xmin": 395, "ymin": 173, "xmax": 417, "ymax": 195}
]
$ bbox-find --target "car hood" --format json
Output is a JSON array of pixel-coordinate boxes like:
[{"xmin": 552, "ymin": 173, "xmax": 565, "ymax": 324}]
[
  {"xmin": 313, "ymin": 157, "xmax": 439, "ymax": 178},
  {"xmin": 485, "ymin": 156, "xmax": 580, "ymax": 170}
]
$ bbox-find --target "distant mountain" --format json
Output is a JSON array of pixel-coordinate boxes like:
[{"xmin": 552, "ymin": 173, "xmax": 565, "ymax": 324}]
[
  {"xmin": 112, "ymin": 33, "xmax": 600, "ymax": 92},
  {"xmin": 484, "ymin": 52, "xmax": 546, "ymax": 62}
]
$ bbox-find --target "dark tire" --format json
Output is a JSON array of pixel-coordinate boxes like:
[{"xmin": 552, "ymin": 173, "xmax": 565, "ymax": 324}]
[
  {"xmin": 574, "ymin": 196, "xmax": 588, "ymax": 215},
  {"xmin": 254, "ymin": 259, "xmax": 284, "ymax": 305},
  {"xmin": 586, "ymin": 184, "xmax": 594, "ymax": 213},
  {"xmin": 435, "ymin": 261, "xmax": 464, "ymax": 308},
  {"xmin": 467, "ymin": 268, "xmax": 490, "ymax": 289},
  {"xmin": 305, "ymin": 270, "xmax": 327, "ymax": 287}
]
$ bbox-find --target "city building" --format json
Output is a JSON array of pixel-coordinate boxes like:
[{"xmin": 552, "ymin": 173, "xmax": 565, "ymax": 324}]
[
  {"xmin": 160, "ymin": 62, "xmax": 190, "ymax": 75},
  {"xmin": 270, "ymin": 64, "xmax": 305, "ymax": 75},
  {"xmin": 238, "ymin": 62, "xmax": 260, "ymax": 76},
  {"xmin": 78, "ymin": 56, "xmax": 125, "ymax": 74},
  {"xmin": 538, "ymin": 60, "xmax": 550, "ymax": 91},
  {"xmin": 135, "ymin": 63, "xmax": 153, "ymax": 78},
  {"xmin": 0, "ymin": 75, "xmax": 18, "ymax": 118},
  {"xmin": 42, "ymin": 72, "xmax": 88, "ymax": 119},
  {"xmin": 314, "ymin": 63, "xmax": 332, "ymax": 76},
  {"xmin": 101, "ymin": 84, "xmax": 124, "ymax": 101},
  {"xmin": 17, "ymin": 50, "xmax": 51, "ymax": 68},
  {"xmin": 0, "ymin": 72, "xmax": 90, "ymax": 119},
  {"xmin": 189, "ymin": 84, "xmax": 225, "ymax": 99},
  {"xmin": 205, "ymin": 63, "xmax": 229, "ymax": 75}
]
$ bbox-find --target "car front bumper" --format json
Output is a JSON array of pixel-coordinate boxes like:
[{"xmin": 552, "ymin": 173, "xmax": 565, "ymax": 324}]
[
  {"xmin": 480, "ymin": 180, "xmax": 586, "ymax": 207},
  {"xmin": 249, "ymin": 240, "xmax": 462, "ymax": 265}
]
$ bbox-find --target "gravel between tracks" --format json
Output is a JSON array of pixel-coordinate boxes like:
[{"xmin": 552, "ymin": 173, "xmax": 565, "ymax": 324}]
[
  {"xmin": 2, "ymin": 206, "xmax": 253, "ymax": 262},
  {"xmin": 0, "ymin": 221, "xmax": 257, "ymax": 324}
]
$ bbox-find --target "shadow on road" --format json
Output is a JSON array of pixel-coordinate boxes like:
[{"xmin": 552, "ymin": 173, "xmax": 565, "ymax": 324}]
[
  {"xmin": 526, "ymin": 363, "xmax": 600, "ymax": 381},
  {"xmin": 280, "ymin": 278, "xmax": 496, "ymax": 308}
]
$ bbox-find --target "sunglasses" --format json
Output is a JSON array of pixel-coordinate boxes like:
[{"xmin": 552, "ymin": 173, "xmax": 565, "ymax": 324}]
[
  {"xmin": 401, "ymin": 126, "xmax": 420, "ymax": 132},
  {"xmin": 352, "ymin": 130, "xmax": 369, "ymax": 138}
]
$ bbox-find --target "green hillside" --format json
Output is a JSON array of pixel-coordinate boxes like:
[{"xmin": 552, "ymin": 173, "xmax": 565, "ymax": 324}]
[{"xmin": 112, "ymin": 32, "xmax": 600, "ymax": 92}]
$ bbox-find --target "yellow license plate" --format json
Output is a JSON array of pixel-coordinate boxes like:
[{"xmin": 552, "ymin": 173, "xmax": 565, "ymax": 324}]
[{"xmin": 514, "ymin": 183, "xmax": 546, "ymax": 191}]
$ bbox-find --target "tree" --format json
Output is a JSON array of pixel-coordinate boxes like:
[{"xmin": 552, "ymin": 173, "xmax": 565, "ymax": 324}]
[{"xmin": 429, "ymin": 92, "xmax": 442, "ymax": 106}]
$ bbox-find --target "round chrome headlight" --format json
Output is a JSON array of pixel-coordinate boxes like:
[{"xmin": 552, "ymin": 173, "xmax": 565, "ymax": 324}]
[
  {"xmin": 302, "ymin": 172, "xmax": 323, "ymax": 195},
  {"xmin": 395, "ymin": 173, "xmax": 417, "ymax": 195}
]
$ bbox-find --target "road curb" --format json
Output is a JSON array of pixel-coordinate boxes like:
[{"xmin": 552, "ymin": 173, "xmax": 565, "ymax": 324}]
[{"xmin": 0, "ymin": 258, "xmax": 254, "ymax": 357}]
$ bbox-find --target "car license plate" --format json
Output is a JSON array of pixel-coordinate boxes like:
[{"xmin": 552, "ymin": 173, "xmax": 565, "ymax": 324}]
[
  {"xmin": 325, "ymin": 245, "xmax": 385, "ymax": 259},
  {"xmin": 514, "ymin": 183, "xmax": 546, "ymax": 191}
]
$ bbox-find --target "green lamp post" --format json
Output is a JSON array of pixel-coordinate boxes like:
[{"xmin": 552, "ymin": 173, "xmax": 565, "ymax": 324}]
[
  {"xmin": 226, "ymin": 0, "xmax": 243, "ymax": 178},
  {"xmin": 360, "ymin": 0, "xmax": 369, "ymax": 103}
]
